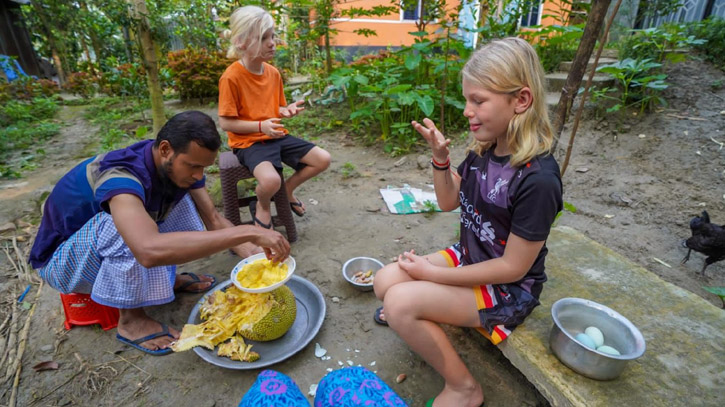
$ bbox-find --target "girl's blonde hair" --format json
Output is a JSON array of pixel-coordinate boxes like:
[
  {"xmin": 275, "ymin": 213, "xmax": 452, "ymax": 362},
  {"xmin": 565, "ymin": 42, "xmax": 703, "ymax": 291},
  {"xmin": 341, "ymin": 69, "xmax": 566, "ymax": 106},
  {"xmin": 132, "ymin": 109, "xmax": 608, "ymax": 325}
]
[
  {"xmin": 461, "ymin": 37, "xmax": 555, "ymax": 167},
  {"xmin": 224, "ymin": 6, "xmax": 274, "ymax": 60}
]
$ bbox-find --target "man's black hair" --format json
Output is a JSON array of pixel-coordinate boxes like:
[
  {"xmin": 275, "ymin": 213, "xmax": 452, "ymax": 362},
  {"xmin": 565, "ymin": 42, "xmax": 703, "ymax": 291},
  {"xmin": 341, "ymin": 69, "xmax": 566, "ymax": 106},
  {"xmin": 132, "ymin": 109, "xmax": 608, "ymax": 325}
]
[{"xmin": 155, "ymin": 111, "xmax": 222, "ymax": 153}]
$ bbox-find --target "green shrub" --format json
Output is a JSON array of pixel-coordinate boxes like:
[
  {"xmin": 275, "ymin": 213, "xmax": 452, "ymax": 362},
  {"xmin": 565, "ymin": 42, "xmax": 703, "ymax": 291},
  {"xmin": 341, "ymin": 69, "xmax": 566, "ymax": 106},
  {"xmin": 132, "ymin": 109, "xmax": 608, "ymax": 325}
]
[
  {"xmin": 167, "ymin": 48, "xmax": 230, "ymax": 103},
  {"xmin": 685, "ymin": 17, "xmax": 725, "ymax": 70},
  {"xmin": 618, "ymin": 23, "xmax": 705, "ymax": 65},
  {"xmin": 0, "ymin": 77, "xmax": 59, "ymax": 103},
  {"xmin": 65, "ymin": 71, "xmax": 99, "ymax": 99},
  {"xmin": 101, "ymin": 62, "xmax": 148, "ymax": 98},
  {"xmin": 0, "ymin": 97, "xmax": 59, "ymax": 126},
  {"xmin": 329, "ymin": 32, "xmax": 470, "ymax": 155}
]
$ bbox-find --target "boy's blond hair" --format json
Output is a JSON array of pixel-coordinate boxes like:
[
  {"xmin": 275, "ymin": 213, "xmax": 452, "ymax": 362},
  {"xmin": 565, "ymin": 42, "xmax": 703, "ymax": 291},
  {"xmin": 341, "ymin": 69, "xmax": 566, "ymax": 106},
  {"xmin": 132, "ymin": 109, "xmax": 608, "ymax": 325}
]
[
  {"xmin": 224, "ymin": 6, "xmax": 274, "ymax": 60},
  {"xmin": 461, "ymin": 37, "xmax": 555, "ymax": 167}
]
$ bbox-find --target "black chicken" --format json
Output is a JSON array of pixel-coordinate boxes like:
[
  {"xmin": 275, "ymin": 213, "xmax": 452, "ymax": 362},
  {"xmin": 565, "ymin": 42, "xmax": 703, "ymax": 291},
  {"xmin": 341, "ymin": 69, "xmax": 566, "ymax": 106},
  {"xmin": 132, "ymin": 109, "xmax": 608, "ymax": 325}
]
[{"xmin": 682, "ymin": 211, "xmax": 725, "ymax": 275}]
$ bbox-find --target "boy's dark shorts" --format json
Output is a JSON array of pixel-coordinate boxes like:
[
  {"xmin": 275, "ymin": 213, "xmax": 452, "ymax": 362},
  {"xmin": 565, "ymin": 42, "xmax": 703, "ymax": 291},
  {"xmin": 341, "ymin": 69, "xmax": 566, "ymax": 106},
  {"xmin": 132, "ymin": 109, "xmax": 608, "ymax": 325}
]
[
  {"xmin": 233, "ymin": 135, "xmax": 315, "ymax": 173},
  {"xmin": 439, "ymin": 242, "xmax": 541, "ymax": 345}
]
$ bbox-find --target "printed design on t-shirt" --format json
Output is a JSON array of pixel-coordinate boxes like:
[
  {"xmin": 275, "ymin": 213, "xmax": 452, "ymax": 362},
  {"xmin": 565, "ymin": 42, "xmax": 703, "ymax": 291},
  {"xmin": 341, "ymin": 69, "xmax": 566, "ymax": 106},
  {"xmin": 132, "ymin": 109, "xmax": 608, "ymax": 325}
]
[
  {"xmin": 459, "ymin": 190, "xmax": 495, "ymax": 246},
  {"xmin": 487, "ymin": 177, "xmax": 509, "ymax": 202}
]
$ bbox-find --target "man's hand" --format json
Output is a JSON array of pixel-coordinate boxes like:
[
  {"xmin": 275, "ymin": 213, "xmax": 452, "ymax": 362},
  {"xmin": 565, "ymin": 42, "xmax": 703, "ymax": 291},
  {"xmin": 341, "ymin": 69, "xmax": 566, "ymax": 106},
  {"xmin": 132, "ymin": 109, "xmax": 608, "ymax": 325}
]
[
  {"xmin": 260, "ymin": 118, "xmax": 286, "ymax": 138},
  {"xmin": 279, "ymin": 100, "xmax": 305, "ymax": 118},
  {"xmin": 248, "ymin": 227, "xmax": 291, "ymax": 263}
]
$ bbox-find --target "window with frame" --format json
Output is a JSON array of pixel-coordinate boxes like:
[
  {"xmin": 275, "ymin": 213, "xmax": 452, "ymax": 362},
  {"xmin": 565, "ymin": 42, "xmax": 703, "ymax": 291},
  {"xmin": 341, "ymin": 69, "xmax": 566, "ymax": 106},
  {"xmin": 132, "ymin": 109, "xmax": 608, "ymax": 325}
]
[
  {"xmin": 520, "ymin": 0, "xmax": 543, "ymax": 27},
  {"xmin": 401, "ymin": 0, "xmax": 422, "ymax": 21}
]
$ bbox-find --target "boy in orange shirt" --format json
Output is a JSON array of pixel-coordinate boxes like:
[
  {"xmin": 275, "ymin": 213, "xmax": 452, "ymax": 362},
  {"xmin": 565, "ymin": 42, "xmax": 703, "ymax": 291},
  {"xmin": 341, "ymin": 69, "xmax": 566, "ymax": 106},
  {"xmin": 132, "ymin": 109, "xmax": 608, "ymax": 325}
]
[{"xmin": 218, "ymin": 5, "xmax": 331, "ymax": 229}]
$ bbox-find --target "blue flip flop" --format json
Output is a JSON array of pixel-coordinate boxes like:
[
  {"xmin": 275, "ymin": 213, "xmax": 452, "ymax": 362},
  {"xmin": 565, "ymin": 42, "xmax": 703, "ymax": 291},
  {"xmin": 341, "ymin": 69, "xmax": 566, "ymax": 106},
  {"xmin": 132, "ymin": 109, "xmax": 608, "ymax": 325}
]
[
  {"xmin": 116, "ymin": 324, "xmax": 174, "ymax": 356},
  {"xmin": 174, "ymin": 272, "xmax": 216, "ymax": 294}
]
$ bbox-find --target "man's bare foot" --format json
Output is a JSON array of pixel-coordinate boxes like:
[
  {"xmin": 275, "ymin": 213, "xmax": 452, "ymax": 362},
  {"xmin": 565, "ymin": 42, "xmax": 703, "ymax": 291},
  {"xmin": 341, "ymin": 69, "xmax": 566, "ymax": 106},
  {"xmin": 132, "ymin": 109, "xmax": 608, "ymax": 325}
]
[
  {"xmin": 117, "ymin": 308, "xmax": 179, "ymax": 352},
  {"xmin": 430, "ymin": 381, "xmax": 484, "ymax": 407},
  {"xmin": 173, "ymin": 273, "xmax": 214, "ymax": 292}
]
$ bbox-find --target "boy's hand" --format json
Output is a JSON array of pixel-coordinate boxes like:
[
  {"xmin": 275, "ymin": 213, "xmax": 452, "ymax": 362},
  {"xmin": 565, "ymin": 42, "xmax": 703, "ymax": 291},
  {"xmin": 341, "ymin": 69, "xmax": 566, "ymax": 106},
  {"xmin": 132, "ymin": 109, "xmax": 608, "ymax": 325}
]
[
  {"xmin": 280, "ymin": 100, "xmax": 305, "ymax": 118},
  {"xmin": 412, "ymin": 118, "xmax": 450, "ymax": 163},
  {"xmin": 261, "ymin": 118, "xmax": 286, "ymax": 138}
]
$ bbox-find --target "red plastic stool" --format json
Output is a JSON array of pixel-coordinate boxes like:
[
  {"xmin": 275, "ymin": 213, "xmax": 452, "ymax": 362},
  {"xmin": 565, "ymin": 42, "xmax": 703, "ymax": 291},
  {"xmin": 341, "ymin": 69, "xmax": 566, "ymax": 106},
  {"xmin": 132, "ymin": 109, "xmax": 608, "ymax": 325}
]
[{"xmin": 60, "ymin": 293, "xmax": 119, "ymax": 331}]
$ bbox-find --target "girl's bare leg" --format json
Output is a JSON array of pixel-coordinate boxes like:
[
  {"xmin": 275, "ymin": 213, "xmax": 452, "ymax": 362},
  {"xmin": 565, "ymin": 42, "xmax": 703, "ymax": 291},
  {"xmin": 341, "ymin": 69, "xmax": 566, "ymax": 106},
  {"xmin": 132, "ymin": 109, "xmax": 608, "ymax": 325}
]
[
  {"xmin": 373, "ymin": 251, "xmax": 449, "ymax": 322},
  {"xmin": 385, "ymin": 281, "xmax": 484, "ymax": 407}
]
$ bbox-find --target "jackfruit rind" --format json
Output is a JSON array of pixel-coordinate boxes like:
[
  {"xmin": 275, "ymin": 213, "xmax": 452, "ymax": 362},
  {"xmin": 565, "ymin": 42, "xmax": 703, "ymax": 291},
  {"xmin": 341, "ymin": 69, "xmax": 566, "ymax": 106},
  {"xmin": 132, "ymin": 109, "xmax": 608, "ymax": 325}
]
[{"xmin": 239, "ymin": 285, "xmax": 297, "ymax": 341}]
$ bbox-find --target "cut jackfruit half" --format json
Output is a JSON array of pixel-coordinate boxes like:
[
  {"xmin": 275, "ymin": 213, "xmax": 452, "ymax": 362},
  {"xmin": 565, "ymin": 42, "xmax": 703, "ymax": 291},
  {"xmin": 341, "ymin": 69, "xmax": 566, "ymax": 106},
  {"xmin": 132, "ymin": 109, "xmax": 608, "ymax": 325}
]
[{"xmin": 171, "ymin": 285, "xmax": 297, "ymax": 359}]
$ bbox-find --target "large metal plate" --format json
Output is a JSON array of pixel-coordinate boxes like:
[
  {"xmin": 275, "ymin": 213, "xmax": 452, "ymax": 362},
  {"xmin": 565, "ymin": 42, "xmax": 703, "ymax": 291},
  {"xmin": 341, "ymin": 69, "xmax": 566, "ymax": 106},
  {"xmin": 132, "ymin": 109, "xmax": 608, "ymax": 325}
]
[{"xmin": 188, "ymin": 275, "xmax": 325, "ymax": 369}]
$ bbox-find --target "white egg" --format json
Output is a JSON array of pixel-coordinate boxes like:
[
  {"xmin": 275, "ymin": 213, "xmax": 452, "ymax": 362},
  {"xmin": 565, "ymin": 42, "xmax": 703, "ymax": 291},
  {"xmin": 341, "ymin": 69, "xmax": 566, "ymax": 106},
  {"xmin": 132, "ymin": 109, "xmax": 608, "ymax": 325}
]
[
  {"xmin": 584, "ymin": 326, "xmax": 604, "ymax": 348},
  {"xmin": 575, "ymin": 333, "xmax": 596, "ymax": 349},
  {"xmin": 597, "ymin": 345, "xmax": 621, "ymax": 356}
]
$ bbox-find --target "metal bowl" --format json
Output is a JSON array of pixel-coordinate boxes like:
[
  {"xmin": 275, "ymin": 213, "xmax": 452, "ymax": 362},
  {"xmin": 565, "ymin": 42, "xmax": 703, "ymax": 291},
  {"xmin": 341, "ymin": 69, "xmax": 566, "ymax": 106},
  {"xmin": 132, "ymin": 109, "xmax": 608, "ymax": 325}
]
[
  {"xmin": 549, "ymin": 297, "xmax": 646, "ymax": 380},
  {"xmin": 342, "ymin": 257, "xmax": 384, "ymax": 292}
]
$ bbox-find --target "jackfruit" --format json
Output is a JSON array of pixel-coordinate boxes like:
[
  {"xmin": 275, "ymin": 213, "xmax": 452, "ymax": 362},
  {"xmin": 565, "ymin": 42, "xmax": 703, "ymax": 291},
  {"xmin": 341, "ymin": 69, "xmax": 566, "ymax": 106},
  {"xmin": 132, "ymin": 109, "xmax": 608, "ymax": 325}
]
[
  {"xmin": 171, "ymin": 285, "xmax": 296, "ymax": 358},
  {"xmin": 239, "ymin": 285, "xmax": 297, "ymax": 341}
]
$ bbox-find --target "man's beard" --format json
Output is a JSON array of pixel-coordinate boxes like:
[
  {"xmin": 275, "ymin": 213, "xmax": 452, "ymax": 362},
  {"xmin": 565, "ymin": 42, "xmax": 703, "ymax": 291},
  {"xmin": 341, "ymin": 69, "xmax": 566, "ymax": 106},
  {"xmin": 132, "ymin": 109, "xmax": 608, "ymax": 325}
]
[{"xmin": 158, "ymin": 159, "xmax": 181, "ymax": 201}]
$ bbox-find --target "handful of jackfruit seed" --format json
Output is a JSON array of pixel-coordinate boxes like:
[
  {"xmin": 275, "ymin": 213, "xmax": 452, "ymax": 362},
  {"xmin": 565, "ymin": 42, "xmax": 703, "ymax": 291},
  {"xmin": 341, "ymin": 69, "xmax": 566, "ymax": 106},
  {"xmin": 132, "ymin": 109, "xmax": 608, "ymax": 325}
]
[{"xmin": 171, "ymin": 285, "xmax": 296, "ymax": 362}]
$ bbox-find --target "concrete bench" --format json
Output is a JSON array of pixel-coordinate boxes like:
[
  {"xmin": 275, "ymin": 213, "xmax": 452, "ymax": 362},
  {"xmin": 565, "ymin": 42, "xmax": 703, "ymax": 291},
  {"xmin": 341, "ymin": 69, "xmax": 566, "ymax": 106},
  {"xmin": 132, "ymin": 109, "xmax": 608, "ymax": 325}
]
[{"xmin": 477, "ymin": 226, "xmax": 725, "ymax": 407}]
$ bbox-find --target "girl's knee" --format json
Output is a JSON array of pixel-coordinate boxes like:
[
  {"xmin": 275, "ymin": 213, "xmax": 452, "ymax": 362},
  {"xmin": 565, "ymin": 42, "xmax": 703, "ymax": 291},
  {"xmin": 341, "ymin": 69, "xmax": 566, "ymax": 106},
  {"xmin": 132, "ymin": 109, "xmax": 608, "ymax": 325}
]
[
  {"xmin": 373, "ymin": 262, "xmax": 400, "ymax": 300},
  {"xmin": 382, "ymin": 285, "xmax": 416, "ymax": 324}
]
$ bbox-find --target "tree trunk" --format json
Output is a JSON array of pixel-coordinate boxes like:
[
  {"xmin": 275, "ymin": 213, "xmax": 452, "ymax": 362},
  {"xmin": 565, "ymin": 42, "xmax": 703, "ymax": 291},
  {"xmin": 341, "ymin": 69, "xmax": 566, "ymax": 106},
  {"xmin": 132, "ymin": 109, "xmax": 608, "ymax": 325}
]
[
  {"xmin": 550, "ymin": 0, "xmax": 612, "ymax": 151},
  {"xmin": 324, "ymin": 30, "xmax": 332, "ymax": 74},
  {"xmin": 31, "ymin": 2, "xmax": 67, "ymax": 84},
  {"xmin": 80, "ymin": 1, "xmax": 103, "ymax": 63},
  {"xmin": 130, "ymin": 0, "xmax": 166, "ymax": 134}
]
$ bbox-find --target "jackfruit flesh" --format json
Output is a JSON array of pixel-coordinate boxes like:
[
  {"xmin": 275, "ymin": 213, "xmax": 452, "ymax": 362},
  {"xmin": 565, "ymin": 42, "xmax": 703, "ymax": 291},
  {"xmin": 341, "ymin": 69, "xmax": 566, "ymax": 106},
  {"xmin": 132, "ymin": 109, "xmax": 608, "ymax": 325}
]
[
  {"xmin": 237, "ymin": 259, "xmax": 288, "ymax": 289},
  {"xmin": 171, "ymin": 285, "xmax": 296, "ymax": 358},
  {"xmin": 217, "ymin": 335, "xmax": 260, "ymax": 362}
]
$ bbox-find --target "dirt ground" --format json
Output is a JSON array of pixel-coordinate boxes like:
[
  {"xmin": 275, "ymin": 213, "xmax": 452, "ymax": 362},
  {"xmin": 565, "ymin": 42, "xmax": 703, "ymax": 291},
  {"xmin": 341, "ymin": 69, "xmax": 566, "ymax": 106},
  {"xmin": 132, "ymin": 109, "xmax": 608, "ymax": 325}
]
[{"xmin": 0, "ymin": 58, "xmax": 723, "ymax": 406}]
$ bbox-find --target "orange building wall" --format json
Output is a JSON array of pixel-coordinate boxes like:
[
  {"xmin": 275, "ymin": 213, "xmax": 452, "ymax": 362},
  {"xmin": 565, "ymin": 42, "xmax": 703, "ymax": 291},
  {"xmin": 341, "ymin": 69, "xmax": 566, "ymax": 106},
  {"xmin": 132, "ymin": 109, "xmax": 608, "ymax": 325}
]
[
  {"xmin": 329, "ymin": 0, "xmax": 573, "ymax": 48},
  {"xmin": 329, "ymin": 0, "xmax": 462, "ymax": 47}
]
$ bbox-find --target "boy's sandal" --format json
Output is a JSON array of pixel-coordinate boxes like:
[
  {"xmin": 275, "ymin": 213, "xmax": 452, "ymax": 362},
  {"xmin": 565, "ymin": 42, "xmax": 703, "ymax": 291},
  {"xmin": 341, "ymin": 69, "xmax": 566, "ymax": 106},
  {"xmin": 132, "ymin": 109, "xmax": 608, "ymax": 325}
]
[
  {"xmin": 250, "ymin": 201, "xmax": 273, "ymax": 229},
  {"xmin": 373, "ymin": 307, "xmax": 388, "ymax": 326},
  {"xmin": 290, "ymin": 198, "xmax": 305, "ymax": 217}
]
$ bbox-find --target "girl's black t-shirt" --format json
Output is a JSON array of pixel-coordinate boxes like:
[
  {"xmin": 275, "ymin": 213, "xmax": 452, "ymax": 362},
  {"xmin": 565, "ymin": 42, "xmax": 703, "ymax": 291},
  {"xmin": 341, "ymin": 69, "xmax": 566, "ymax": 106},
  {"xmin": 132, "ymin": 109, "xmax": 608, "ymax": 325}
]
[{"xmin": 456, "ymin": 149, "xmax": 563, "ymax": 297}]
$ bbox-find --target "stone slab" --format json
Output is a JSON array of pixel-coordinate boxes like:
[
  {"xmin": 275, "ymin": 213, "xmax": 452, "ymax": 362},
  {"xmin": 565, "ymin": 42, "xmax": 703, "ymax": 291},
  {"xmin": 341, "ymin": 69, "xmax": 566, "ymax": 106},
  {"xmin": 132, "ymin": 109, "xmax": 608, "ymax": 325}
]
[{"xmin": 494, "ymin": 226, "xmax": 725, "ymax": 407}]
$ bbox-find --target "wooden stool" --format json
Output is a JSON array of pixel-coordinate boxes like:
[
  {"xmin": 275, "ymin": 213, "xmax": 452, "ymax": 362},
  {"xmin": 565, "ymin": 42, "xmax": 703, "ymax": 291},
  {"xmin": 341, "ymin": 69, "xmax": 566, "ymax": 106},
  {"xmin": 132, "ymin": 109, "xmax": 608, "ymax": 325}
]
[{"xmin": 219, "ymin": 151, "xmax": 298, "ymax": 243}]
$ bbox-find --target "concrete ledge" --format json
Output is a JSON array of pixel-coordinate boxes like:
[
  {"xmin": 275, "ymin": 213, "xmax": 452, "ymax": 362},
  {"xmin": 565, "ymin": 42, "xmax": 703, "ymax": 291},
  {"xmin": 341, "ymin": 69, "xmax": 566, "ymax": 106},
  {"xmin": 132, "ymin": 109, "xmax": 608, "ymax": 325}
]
[{"xmin": 486, "ymin": 226, "xmax": 725, "ymax": 407}]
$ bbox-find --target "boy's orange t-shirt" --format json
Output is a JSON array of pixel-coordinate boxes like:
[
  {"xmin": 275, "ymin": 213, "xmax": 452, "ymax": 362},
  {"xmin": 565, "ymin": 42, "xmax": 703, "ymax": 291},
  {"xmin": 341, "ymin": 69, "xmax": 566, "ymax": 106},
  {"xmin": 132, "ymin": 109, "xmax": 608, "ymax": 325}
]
[{"xmin": 218, "ymin": 61, "xmax": 288, "ymax": 149}]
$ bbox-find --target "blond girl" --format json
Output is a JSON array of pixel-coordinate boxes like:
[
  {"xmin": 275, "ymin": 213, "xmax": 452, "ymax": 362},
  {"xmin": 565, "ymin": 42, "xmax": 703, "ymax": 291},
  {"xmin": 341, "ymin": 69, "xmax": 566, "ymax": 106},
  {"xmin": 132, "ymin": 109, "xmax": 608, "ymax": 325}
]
[{"xmin": 374, "ymin": 37, "xmax": 563, "ymax": 407}]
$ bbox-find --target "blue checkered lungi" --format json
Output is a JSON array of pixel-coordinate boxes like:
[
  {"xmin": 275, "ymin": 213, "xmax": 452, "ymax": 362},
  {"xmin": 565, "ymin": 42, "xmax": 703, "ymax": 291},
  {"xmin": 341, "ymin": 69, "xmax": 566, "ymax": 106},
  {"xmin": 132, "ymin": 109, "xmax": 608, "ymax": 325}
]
[{"xmin": 37, "ymin": 195, "xmax": 204, "ymax": 309}]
